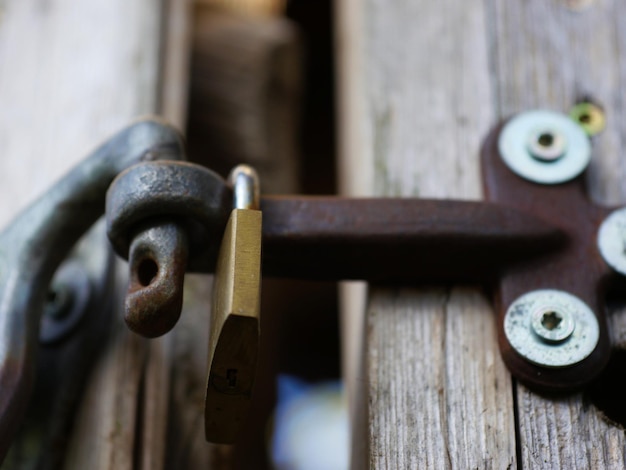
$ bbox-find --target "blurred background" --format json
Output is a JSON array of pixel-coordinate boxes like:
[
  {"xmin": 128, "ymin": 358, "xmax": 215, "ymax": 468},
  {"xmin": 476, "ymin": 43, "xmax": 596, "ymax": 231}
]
[{"xmin": 185, "ymin": 1, "xmax": 345, "ymax": 468}]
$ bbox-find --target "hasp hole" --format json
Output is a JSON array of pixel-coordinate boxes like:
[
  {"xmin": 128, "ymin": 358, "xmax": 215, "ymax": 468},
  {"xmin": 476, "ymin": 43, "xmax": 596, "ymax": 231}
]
[{"xmin": 137, "ymin": 258, "xmax": 159, "ymax": 286}]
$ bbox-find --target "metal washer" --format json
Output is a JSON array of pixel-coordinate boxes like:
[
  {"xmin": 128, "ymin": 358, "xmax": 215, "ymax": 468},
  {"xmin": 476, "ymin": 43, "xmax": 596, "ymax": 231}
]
[
  {"xmin": 498, "ymin": 110, "xmax": 591, "ymax": 184},
  {"xmin": 504, "ymin": 289, "xmax": 599, "ymax": 368},
  {"xmin": 598, "ymin": 207, "xmax": 626, "ymax": 276}
]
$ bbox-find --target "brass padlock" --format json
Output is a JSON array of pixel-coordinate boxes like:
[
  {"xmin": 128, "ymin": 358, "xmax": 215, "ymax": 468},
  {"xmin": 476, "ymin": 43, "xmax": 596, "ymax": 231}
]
[{"xmin": 205, "ymin": 165, "xmax": 262, "ymax": 443}]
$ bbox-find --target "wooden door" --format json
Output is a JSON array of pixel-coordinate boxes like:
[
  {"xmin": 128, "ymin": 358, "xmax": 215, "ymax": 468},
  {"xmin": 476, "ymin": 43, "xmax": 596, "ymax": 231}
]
[{"xmin": 337, "ymin": 0, "xmax": 626, "ymax": 468}]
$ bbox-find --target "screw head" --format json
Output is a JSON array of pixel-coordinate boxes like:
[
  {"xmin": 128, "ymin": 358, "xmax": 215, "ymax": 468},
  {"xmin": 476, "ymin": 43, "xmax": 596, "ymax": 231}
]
[
  {"xmin": 570, "ymin": 102, "xmax": 606, "ymax": 136},
  {"xmin": 598, "ymin": 207, "xmax": 626, "ymax": 276},
  {"xmin": 498, "ymin": 110, "xmax": 591, "ymax": 184},
  {"xmin": 44, "ymin": 285, "xmax": 73, "ymax": 319},
  {"xmin": 530, "ymin": 307, "xmax": 575, "ymax": 343},
  {"xmin": 527, "ymin": 130, "xmax": 567, "ymax": 162},
  {"xmin": 39, "ymin": 262, "xmax": 93, "ymax": 345},
  {"xmin": 504, "ymin": 289, "xmax": 599, "ymax": 368}
]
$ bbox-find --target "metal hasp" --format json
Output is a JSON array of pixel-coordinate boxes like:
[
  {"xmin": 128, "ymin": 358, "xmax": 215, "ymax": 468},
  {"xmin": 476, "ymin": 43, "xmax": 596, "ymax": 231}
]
[
  {"xmin": 482, "ymin": 109, "xmax": 617, "ymax": 391},
  {"xmin": 105, "ymin": 159, "xmax": 564, "ymax": 445},
  {"xmin": 0, "ymin": 109, "xmax": 609, "ymax": 458},
  {"xmin": 101, "ymin": 109, "xmax": 621, "ymax": 443},
  {"xmin": 0, "ymin": 118, "xmax": 184, "ymax": 462},
  {"xmin": 4, "ymin": 221, "xmax": 116, "ymax": 467},
  {"xmin": 105, "ymin": 157, "xmax": 567, "ymax": 386}
]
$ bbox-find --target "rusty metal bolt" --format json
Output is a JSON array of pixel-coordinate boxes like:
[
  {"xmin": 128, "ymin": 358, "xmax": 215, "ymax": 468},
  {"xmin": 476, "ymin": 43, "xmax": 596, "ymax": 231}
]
[
  {"xmin": 124, "ymin": 221, "xmax": 188, "ymax": 338},
  {"xmin": 106, "ymin": 160, "xmax": 230, "ymax": 337}
]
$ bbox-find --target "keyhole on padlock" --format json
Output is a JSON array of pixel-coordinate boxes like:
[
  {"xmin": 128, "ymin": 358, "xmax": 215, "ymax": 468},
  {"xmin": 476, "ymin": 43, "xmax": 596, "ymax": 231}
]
[{"xmin": 137, "ymin": 258, "xmax": 158, "ymax": 286}]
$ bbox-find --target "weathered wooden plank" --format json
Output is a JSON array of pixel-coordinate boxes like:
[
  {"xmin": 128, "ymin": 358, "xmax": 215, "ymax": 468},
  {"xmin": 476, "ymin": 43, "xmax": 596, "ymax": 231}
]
[
  {"xmin": 367, "ymin": 288, "xmax": 516, "ymax": 469},
  {"xmin": 334, "ymin": 1, "xmax": 370, "ymax": 465},
  {"xmin": 490, "ymin": 0, "xmax": 625, "ymax": 204},
  {"xmin": 160, "ymin": 0, "xmax": 193, "ymax": 129},
  {"xmin": 0, "ymin": 0, "xmax": 183, "ymax": 467},
  {"xmin": 337, "ymin": 0, "xmax": 518, "ymax": 468},
  {"xmin": 492, "ymin": 0, "xmax": 626, "ymax": 467},
  {"xmin": 165, "ymin": 274, "xmax": 217, "ymax": 469},
  {"xmin": 0, "ymin": 0, "xmax": 160, "ymax": 225},
  {"xmin": 341, "ymin": 0, "xmax": 626, "ymax": 467}
]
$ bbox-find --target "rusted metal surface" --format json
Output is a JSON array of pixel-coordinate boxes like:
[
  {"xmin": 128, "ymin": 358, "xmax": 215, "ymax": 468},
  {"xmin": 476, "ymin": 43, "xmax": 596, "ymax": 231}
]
[
  {"xmin": 106, "ymin": 161, "xmax": 231, "ymax": 272},
  {"xmin": 482, "ymin": 119, "xmax": 614, "ymax": 391},
  {"xmin": 106, "ymin": 160, "xmax": 230, "ymax": 339},
  {"xmin": 126, "ymin": 222, "xmax": 189, "ymax": 338},
  {"xmin": 0, "ymin": 113, "xmax": 611, "ymax": 456},
  {"xmin": 105, "ymin": 162, "xmax": 565, "ymax": 355},
  {"xmin": 107, "ymin": 162, "xmax": 564, "ymax": 284},
  {"xmin": 0, "ymin": 119, "xmax": 184, "ymax": 463},
  {"xmin": 260, "ymin": 197, "xmax": 564, "ymax": 282}
]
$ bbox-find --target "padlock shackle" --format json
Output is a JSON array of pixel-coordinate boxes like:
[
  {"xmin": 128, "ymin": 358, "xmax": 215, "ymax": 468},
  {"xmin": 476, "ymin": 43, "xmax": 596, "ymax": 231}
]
[{"xmin": 230, "ymin": 164, "xmax": 260, "ymax": 210}]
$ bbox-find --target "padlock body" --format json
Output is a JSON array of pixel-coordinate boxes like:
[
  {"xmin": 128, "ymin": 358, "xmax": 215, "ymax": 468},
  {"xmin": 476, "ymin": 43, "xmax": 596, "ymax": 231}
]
[{"xmin": 205, "ymin": 208, "xmax": 262, "ymax": 443}]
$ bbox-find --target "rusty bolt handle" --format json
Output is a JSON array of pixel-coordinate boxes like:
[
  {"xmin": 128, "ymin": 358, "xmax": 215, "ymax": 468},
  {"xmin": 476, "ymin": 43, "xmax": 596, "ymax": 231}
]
[
  {"xmin": 106, "ymin": 161, "xmax": 231, "ymax": 337},
  {"xmin": 0, "ymin": 118, "xmax": 185, "ymax": 463}
]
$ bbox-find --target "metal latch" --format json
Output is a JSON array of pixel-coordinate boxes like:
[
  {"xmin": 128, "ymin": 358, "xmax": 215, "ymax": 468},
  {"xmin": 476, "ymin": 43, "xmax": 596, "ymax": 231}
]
[
  {"xmin": 0, "ymin": 119, "xmax": 183, "ymax": 462},
  {"xmin": 0, "ymin": 108, "xmax": 621, "ymax": 459}
]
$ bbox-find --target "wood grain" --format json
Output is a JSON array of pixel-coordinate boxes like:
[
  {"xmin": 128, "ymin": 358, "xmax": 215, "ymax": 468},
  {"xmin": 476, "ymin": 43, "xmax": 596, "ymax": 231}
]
[
  {"xmin": 0, "ymin": 0, "xmax": 159, "ymax": 226},
  {"xmin": 367, "ymin": 288, "xmax": 516, "ymax": 469},
  {"xmin": 338, "ymin": 0, "xmax": 517, "ymax": 468},
  {"xmin": 165, "ymin": 274, "xmax": 220, "ymax": 470}
]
